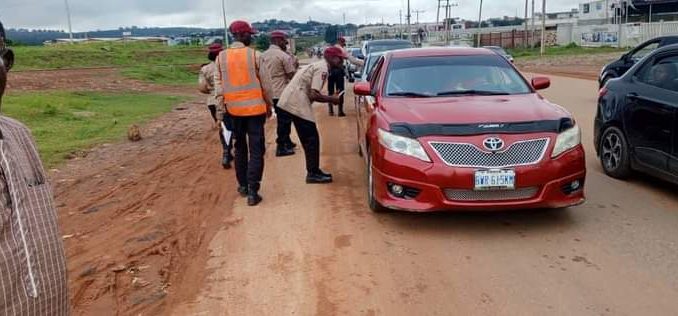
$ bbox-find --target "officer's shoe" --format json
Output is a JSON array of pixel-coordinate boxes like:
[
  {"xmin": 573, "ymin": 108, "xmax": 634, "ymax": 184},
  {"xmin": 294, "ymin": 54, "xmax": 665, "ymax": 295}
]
[
  {"xmin": 306, "ymin": 171, "xmax": 333, "ymax": 184},
  {"xmin": 287, "ymin": 142, "xmax": 298, "ymax": 149},
  {"xmin": 247, "ymin": 192, "xmax": 263, "ymax": 206},
  {"xmin": 276, "ymin": 146, "xmax": 295, "ymax": 157},
  {"xmin": 338, "ymin": 112, "xmax": 347, "ymax": 117},
  {"xmin": 237, "ymin": 186, "xmax": 248, "ymax": 197},
  {"xmin": 222, "ymin": 155, "xmax": 233, "ymax": 169}
]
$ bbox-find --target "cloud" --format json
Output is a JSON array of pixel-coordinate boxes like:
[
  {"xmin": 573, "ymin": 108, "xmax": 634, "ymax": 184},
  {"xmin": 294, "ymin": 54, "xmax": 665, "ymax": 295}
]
[{"xmin": 0, "ymin": 0, "xmax": 581, "ymax": 31}]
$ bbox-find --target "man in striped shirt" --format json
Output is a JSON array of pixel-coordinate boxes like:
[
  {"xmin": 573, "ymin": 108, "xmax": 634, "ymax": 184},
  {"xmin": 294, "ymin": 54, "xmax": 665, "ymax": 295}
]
[{"xmin": 0, "ymin": 21, "xmax": 70, "ymax": 315}]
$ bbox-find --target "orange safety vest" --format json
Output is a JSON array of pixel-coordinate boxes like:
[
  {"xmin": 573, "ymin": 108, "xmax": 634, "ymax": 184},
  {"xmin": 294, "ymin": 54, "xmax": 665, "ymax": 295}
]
[{"xmin": 219, "ymin": 47, "xmax": 267, "ymax": 117}]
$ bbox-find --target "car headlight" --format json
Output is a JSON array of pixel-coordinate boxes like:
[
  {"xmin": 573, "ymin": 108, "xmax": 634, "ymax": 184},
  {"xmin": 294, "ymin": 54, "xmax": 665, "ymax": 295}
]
[
  {"xmin": 378, "ymin": 129, "xmax": 431, "ymax": 162},
  {"xmin": 552, "ymin": 125, "xmax": 581, "ymax": 158}
]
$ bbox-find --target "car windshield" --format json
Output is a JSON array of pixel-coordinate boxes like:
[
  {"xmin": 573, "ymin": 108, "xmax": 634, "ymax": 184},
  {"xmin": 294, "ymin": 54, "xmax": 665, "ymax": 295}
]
[{"xmin": 385, "ymin": 55, "xmax": 531, "ymax": 97}]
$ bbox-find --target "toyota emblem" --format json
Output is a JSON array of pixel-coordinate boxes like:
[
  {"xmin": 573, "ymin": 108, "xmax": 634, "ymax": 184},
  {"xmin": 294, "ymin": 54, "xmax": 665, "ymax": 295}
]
[{"xmin": 483, "ymin": 137, "xmax": 505, "ymax": 152}]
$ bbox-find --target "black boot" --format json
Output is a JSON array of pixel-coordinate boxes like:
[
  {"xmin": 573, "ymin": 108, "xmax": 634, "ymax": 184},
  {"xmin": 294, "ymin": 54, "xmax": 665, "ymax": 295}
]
[
  {"xmin": 222, "ymin": 154, "xmax": 233, "ymax": 169},
  {"xmin": 328, "ymin": 104, "xmax": 335, "ymax": 116},
  {"xmin": 338, "ymin": 103, "xmax": 346, "ymax": 117},
  {"xmin": 276, "ymin": 146, "xmax": 295, "ymax": 157},
  {"xmin": 237, "ymin": 186, "xmax": 248, "ymax": 197},
  {"xmin": 247, "ymin": 186, "xmax": 263, "ymax": 206},
  {"xmin": 306, "ymin": 170, "xmax": 333, "ymax": 184}
]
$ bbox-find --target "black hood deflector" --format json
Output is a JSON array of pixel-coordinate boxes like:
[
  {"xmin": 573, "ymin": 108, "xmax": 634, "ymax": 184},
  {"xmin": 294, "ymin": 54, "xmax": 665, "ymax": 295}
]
[{"xmin": 390, "ymin": 118, "xmax": 574, "ymax": 138}]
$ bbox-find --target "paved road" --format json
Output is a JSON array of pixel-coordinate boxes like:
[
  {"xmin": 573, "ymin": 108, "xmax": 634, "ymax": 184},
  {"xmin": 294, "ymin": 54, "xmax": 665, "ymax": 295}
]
[{"xmin": 173, "ymin": 75, "xmax": 678, "ymax": 315}]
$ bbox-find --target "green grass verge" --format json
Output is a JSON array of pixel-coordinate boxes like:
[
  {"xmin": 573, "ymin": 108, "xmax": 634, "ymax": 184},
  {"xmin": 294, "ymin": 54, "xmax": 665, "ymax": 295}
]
[
  {"xmin": 508, "ymin": 44, "xmax": 628, "ymax": 59},
  {"xmin": 3, "ymin": 91, "xmax": 186, "ymax": 167},
  {"xmin": 12, "ymin": 42, "xmax": 206, "ymax": 85}
]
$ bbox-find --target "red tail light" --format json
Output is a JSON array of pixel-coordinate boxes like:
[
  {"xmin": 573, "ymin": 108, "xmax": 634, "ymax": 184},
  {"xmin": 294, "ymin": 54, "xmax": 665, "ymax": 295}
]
[{"xmin": 598, "ymin": 87, "xmax": 608, "ymax": 98}]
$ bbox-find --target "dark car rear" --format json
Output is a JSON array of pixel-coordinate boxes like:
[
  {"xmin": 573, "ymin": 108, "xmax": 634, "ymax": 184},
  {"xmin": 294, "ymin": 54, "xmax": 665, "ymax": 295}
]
[
  {"xmin": 599, "ymin": 36, "xmax": 678, "ymax": 87},
  {"xmin": 595, "ymin": 44, "xmax": 678, "ymax": 183}
]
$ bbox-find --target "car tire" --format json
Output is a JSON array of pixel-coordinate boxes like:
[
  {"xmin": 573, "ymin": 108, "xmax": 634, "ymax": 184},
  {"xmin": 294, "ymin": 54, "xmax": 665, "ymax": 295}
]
[
  {"xmin": 357, "ymin": 121, "xmax": 363, "ymax": 157},
  {"xmin": 367, "ymin": 154, "xmax": 387, "ymax": 213},
  {"xmin": 599, "ymin": 126, "xmax": 632, "ymax": 179}
]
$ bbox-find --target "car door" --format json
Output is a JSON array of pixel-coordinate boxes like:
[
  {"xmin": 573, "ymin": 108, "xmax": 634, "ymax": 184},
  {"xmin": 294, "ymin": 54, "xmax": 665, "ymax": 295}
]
[
  {"xmin": 624, "ymin": 53, "xmax": 678, "ymax": 172},
  {"xmin": 358, "ymin": 57, "xmax": 385, "ymax": 160}
]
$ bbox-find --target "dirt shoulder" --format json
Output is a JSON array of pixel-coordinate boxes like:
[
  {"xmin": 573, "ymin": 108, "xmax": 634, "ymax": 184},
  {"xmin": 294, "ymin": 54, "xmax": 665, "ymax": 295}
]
[{"xmin": 515, "ymin": 52, "xmax": 620, "ymax": 81}]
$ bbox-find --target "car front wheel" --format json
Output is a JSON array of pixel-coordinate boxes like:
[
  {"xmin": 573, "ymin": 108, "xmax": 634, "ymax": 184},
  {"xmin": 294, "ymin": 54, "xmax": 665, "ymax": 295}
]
[
  {"xmin": 600, "ymin": 126, "xmax": 632, "ymax": 179},
  {"xmin": 367, "ymin": 154, "xmax": 387, "ymax": 213}
]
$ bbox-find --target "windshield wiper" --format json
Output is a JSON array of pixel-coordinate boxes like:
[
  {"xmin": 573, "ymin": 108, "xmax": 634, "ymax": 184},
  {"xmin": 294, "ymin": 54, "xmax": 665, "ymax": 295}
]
[
  {"xmin": 388, "ymin": 92, "xmax": 434, "ymax": 98},
  {"xmin": 436, "ymin": 90, "xmax": 511, "ymax": 96}
]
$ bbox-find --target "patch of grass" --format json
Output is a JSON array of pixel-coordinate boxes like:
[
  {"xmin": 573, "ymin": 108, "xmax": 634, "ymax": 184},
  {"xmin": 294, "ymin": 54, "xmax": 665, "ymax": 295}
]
[
  {"xmin": 3, "ymin": 91, "xmax": 186, "ymax": 167},
  {"xmin": 508, "ymin": 44, "xmax": 627, "ymax": 59},
  {"xmin": 12, "ymin": 42, "xmax": 206, "ymax": 85}
]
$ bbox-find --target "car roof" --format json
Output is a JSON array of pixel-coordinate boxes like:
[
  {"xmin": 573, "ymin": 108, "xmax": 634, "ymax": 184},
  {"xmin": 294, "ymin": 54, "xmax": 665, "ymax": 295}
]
[
  {"xmin": 386, "ymin": 47, "xmax": 496, "ymax": 58},
  {"xmin": 653, "ymin": 43, "xmax": 678, "ymax": 54},
  {"xmin": 366, "ymin": 39, "xmax": 411, "ymax": 45}
]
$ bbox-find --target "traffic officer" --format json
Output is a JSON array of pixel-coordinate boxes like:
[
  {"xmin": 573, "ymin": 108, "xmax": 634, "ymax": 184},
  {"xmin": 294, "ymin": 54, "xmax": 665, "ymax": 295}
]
[
  {"xmin": 261, "ymin": 30, "xmax": 297, "ymax": 157},
  {"xmin": 215, "ymin": 20, "xmax": 273, "ymax": 206},
  {"xmin": 277, "ymin": 46, "xmax": 345, "ymax": 184},
  {"xmin": 328, "ymin": 37, "xmax": 364, "ymax": 117},
  {"xmin": 199, "ymin": 43, "xmax": 234, "ymax": 169}
]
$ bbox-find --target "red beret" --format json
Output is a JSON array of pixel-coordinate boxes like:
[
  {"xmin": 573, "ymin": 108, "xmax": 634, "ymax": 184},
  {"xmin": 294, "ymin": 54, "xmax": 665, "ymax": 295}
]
[
  {"xmin": 270, "ymin": 30, "xmax": 288, "ymax": 39},
  {"xmin": 208, "ymin": 43, "xmax": 223, "ymax": 54},
  {"xmin": 338, "ymin": 37, "xmax": 346, "ymax": 43},
  {"xmin": 229, "ymin": 20, "xmax": 257, "ymax": 35},
  {"xmin": 324, "ymin": 46, "xmax": 346, "ymax": 59}
]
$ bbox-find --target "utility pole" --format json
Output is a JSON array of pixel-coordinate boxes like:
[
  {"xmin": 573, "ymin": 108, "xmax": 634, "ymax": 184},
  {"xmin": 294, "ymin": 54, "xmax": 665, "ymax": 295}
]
[
  {"xmin": 477, "ymin": 0, "xmax": 484, "ymax": 47},
  {"xmin": 221, "ymin": 0, "xmax": 229, "ymax": 47},
  {"xmin": 413, "ymin": 9, "xmax": 425, "ymax": 25},
  {"xmin": 64, "ymin": 0, "xmax": 74, "ymax": 43},
  {"xmin": 400, "ymin": 9, "xmax": 403, "ymax": 38},
  {"xmin": 540, "ymin": 0, "xmax": 546, "ymax": 56},
  {"xmin": 524, "ymin": 0, "xmax": 529, "ymax": 48},
  {"xmin": 445, "ymin": 0, "xmax": 451, "ymax": 45},
  {"xmin": 531, "ymin": 0, "xmax": 536, "ymax": 48},
  {"xmin": 407, "ymin": 0, "xmax": 412, "ymax": 42},
  {"xmin": 343, "ymin": 13, "xmax": 346, "ymax": 25}
]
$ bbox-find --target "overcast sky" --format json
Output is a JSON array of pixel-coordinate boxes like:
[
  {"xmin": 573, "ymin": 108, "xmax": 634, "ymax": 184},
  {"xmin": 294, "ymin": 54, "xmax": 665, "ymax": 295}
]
[{"xmin": 1, "ymin": 0, "xmax": 581, "ymax": 31}]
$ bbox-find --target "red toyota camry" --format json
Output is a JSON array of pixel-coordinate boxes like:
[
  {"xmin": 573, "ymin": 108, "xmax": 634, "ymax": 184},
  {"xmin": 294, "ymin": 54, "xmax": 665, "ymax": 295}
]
[{"xmin": 353, "ymin": 48, "xmax": 586, "ymax": 212}]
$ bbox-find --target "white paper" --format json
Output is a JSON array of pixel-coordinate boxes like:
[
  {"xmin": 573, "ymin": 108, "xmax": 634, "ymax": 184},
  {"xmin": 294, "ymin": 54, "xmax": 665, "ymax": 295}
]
[{"xmin": 221, "ymin": 121, "xmax": 232, "ymax": 146}]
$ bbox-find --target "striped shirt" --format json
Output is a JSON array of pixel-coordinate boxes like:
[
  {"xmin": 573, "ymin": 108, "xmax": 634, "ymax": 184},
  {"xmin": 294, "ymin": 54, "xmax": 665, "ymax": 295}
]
[{"xmin": 0, "ymin": 116, "xmax": 69, "ymax": 316}]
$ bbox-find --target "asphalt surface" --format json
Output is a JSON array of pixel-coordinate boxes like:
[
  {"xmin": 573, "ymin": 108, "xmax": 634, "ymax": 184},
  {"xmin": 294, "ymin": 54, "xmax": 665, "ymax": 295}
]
[{"xmin": 173, "ymin": 74, "xmax": 678, "ymax": 315}]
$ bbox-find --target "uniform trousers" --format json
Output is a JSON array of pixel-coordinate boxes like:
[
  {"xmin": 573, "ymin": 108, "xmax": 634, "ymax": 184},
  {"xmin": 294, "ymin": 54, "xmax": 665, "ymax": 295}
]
[
  {"xmin": 327, "ymin": 68, "xmax": 346, "ymax": 114},
  {"xmin": 278, "ymin": 108, "xmax": 321, "ymax": 174},
  {"xmin": 273, "ymin": 99, "xmax": 294, "ymax": 148},
  {"xmin": 232, "ymin": 114, "xmax": 267, "ymax": 192}
]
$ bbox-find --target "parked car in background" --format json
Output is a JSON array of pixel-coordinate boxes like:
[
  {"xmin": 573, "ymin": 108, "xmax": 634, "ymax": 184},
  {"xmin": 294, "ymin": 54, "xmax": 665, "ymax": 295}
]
[
  {"xmin": 483, "ymin": 46, "xmax": 514, "ymax": 63},
  {"xmin": 599, "ymin": 36, "xmax": 678, "ymax": 87},
  {"xmin": 361, "ymin": 39, "xmax": 414, "ymax": 58},
  {"xmin": 354, "ymin": 48, "xmax": 586, "ymax": 212},
  {"xmin": 346, "ymin": 47, "xmax": 364, "ymax": 82},
  {"xmin": 595, "ymin": 44, "xmax": 678, "ymax": 184},
  {"xmin": 355, "ymin": 51, "xmax": 386, "ymax": 82}
]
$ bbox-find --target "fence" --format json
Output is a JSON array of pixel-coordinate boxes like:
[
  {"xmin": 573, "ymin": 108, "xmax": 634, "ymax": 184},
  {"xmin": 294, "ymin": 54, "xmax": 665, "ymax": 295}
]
[{"xmin": 560, "ymin": 21, "xmax": 678, "ymax": 48}]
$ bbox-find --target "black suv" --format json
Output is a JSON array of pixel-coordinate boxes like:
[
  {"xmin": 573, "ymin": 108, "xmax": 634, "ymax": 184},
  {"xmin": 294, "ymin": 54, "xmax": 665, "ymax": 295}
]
[
  {"xmin": 594, "ymin": 44, "xmax": 678, "ymax": 184},
  {"xmin": 599, "ymin": 36, "xmax": 678, "ymax": 87}
]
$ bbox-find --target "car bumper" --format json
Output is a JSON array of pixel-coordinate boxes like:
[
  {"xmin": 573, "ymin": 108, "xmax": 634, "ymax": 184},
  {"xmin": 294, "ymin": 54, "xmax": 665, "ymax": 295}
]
[{"xmin": 372, "ymin": 146, "xmax": 586, "ymax": 212}]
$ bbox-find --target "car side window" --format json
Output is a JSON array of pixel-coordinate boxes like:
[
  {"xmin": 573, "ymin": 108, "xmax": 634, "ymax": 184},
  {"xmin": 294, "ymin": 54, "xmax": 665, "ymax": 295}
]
[
  {"xmin": 631, "ymin": 41, "xmax": 660, "ymax": 61},
  {"xmin": 369, "ymin": 57, "xmax": 385, "ymax": 95},
  {"xmin": 636, "ymin": 54, "xmax": 678, "ymax": 92}
]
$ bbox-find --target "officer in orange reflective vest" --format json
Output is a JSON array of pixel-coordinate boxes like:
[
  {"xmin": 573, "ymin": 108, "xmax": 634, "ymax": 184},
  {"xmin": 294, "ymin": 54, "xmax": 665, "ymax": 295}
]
[{"xmin": 215, "ymin": 20, "xmax": 273, "ymax": 206}]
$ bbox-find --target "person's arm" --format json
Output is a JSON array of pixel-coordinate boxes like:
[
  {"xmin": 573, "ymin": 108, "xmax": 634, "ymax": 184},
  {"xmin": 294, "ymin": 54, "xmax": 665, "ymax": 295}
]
[
  {"xmin": 198, "ymin": 67, "xmax": 210, "ymax": 94},
  {"xmin": 310, "ymin": 89, "xmax": 340, "ymax": 104},
  {"xmin": 254, "ymin": 50, "xmax": 274, "ymax": 115},
  {"xmin": 283, "ymin": 55, "xmax": 297, "ymax": 80}
]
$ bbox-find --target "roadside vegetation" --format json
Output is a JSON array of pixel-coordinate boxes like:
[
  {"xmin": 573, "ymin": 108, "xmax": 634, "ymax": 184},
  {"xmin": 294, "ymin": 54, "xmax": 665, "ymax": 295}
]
[
  {"xmin": 3, "ymin": 91, "xmax": 186, "ymax": 167},
  {"xmin": 508, "ymin": 43, "xmax": 627, "ymax": 59},
  {"xmin": 13, "ymin": 42, "xmax": 205, "ymax": 85}
]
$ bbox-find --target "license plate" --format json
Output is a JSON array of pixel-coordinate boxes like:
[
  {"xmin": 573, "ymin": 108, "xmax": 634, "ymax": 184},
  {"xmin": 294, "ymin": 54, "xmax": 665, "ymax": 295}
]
[{"xmin": 474, "ymin": 170, "xmax": 516, "ymax": 190}]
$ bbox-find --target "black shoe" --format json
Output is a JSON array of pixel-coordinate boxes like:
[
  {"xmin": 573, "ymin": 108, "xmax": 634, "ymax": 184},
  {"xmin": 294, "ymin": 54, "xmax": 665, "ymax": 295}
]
[
  {"xmin": 329, "ymin": 111, "xmax": 335, "ymax": 116},
  {"xmin": 338, "ymin": 112, "xmax": 347, "ymax": 117},
  {"xmin": 276, "ymin": 146, "xmax": 296, "ymax": 157},
  {"xmin": 287, "ymin": 142, "xmax": 298, "ymax": 149},
  {"xmin": 222, "ymin": 156, "xmax": 233, "ymax": 169},
  {"xmin": 247, "ymin": 193, "xmax": 263, "ymax": 206},
  {"xmin": 317, "ymin": 169, "xmax": 333, "ymax": 178},
  {"xmin": 237, "ymin": 186, "xmax": 248, "ymax": 197},
  {"xmin": 306, "ymin": 172, "xmax": 333, "ymax": 184}
]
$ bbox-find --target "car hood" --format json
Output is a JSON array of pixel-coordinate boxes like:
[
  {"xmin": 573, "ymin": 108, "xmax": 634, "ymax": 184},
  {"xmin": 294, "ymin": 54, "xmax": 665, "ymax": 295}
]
[{"xmin": 380, "ymin": 93, "xmax": 570, "ymax": 125}]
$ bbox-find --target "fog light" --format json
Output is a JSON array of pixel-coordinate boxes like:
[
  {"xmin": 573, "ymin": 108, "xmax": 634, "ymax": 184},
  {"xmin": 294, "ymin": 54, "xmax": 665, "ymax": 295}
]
[
  {"xmin": 570, "ymin": 180, "xmax": 581, "ymax": 191},
  {"xmin": 390, "ymin": 184, "xmax": 405, "ymax": 197}
]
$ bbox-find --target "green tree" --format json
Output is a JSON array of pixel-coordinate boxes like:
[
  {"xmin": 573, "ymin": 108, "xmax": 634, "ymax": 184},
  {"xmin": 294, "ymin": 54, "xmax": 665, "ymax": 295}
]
[
  {"xmin": 324, "ymin": 25, "xmax": 338, "ymax": 44},
  {"xmin": 255, "ymin": 35, "xmax": 271, "ymax": 51}
]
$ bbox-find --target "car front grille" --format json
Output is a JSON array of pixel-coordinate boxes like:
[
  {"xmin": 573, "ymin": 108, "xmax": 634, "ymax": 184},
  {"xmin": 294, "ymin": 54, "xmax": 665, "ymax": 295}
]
[
  {"xmin": 444, "ymin": 187, "xmax": 540, "ymax": 202},
  {"xmin": 429, "ymin": 138, "xmax": 549, "ymax": 168}
]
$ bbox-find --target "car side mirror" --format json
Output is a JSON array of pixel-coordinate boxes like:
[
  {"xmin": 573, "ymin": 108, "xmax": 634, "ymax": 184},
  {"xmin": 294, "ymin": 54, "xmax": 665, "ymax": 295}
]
[
  {"xmin": 354, "ymin": 82, "xmax": 372, "ymax": 96},
  {"xmin": 531, "ymin": 77, "xmax": 551, "ymax": 90}
]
